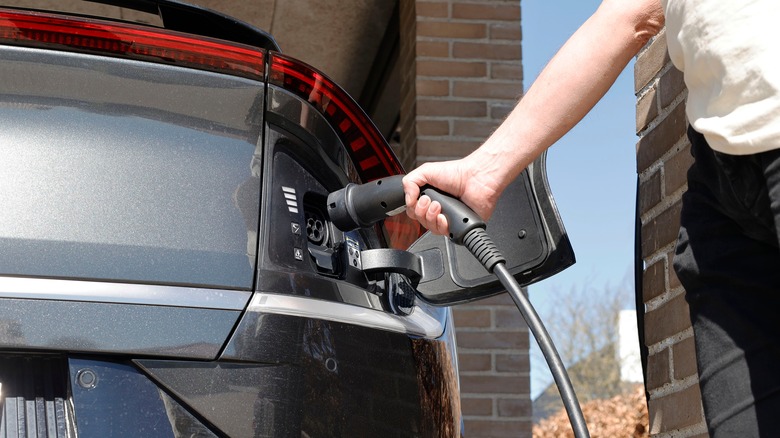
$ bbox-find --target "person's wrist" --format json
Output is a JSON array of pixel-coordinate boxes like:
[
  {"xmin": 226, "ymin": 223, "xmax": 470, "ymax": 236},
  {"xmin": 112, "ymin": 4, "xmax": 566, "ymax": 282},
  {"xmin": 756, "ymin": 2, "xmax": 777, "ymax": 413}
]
[{"xmin": 463, "ymin": 149, "xmax": 511, "ymax": 197}]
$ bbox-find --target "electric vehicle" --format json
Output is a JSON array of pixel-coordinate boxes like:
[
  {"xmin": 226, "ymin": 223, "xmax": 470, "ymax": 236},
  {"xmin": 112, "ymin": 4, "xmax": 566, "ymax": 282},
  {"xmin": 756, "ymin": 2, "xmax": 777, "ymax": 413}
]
[{"xmin": 0, "ymin": 1, "xmax": 574, "ymax": 436}]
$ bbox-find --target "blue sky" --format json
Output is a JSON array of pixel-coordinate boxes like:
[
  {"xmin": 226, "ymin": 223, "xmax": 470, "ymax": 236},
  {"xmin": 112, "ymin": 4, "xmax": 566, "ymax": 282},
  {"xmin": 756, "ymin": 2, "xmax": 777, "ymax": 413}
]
[{"xmin": 521, "ymin": 0, "xmax": 639, "ymax": 398}]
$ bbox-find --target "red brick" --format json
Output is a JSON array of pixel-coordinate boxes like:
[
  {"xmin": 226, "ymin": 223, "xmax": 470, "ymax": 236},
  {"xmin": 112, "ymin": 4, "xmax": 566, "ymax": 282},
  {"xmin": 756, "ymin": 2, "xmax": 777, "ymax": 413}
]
[
  {"xmin": 416, "ymin": 1, "xmax": 448, "ymax": 18},
  {"xmin": 453, "ymin": 119, "xmax": 499, "ymax": 138},
  {"xmin": 664, "ymin": 143, "xmax": 694, "ymax": 195},
  {"xmin": 464, "ymin": 420, "xmax": 530, "ymax": 438},
  {"xmin": 457, "ymin": 331, "xmax": 529, "ymax": 350},
  {"xmin": 641, "ymin": 199, "xmax": 682, "ymax": 259},
  {"xmin": 416, "ymin": 79, "xmax": 449, "ymax": 96},
  {"xmin": 453, "ymin": 80, "xmax": 521, "ymax": 100},
  {"xmin": 460, "ymin": 375, "xmax": 529, "ymax": 394},
  {"xmin": 453, "ymin": 42, "xmax": 521, "ymax": 61},
  {"xmin": 458, "ymin": 353, "xmax": 492, "ymax": 372},
  {"xmin": 417, "ymin": 139, "xmax": 482, "ymax": 157},
  {"xmin": 452, "ymin": 3, "xmax": 520, "ymax": 21},
  {"xmin": 636, "ymin": 102, "xmax": 687, "ymax": 173},
  {"xmin": 636, "ymin": 86, "xmax": 658, "ymax": 132},
  {"xmin": 417, "ymin": 21, "xmax": 486, "ymax": 39},
  {"xmin": 635, "ymin": 32, "xmax": 670, "ymax": 92},
  {"xmin": 494, "ymin": 307, "xmax": 526, "ymax": 329},
  {"xmin": 643, "ymin": 257, "xmax": 665, "ymax": 303},
  {"xmin": 491, "ymin": 62, "xmax": 522, "ymax": 81},
  {"xmin": 490, "ymin": 22, "xmax": 521, "ymax": 41},
  {"xmin": 461, "ymin": 397, "xmax": 494, "ymax": 416},
  {"xmin": 659, "ymin": 65, "xmax": 686, "ymax": 109},
  {"xmin": 639, "ymin": 169, "xmax": 662, "ymax": 215},
  {"xmin": 495, "ymin": 353, "xmax": 529, "ymax": 373},
  {"xmin": 668, "ymin": 250, "xmax": 682, "ymax": 290},
  {"xmin": 453, "ymin": 308, "xmax": 491, "ymax": 328},
  {"xmin": 672, "ymin": 336, "xmax": 698, "ymax": 380},
  {"xmin": 648, "ymin": 384, "xmax": 704, "ymax": 433},
  {"xmin": 497, "ymin": 398, "xmax": 530, "ymax": 418},
  {"xmin": 417, "ymin": 60, "xmax": 487, "ymax": 77},
  {"xmin": 417, "ymin": 99, "xmax": 486, "ymax": 117},
  {"xmin": 416, "ymin": 40, "xmax": 449, "ymax": 58},
  {"xmin": 416, "ymin": 119, "xmax": 449, "ymax": 136},
  {"xmin": 644, "ymin": 293, "xmax": 691, "ymax": 346},
  {"xmin": 646, "ymin": 347, "xmax": 670, "ymax": 390}
]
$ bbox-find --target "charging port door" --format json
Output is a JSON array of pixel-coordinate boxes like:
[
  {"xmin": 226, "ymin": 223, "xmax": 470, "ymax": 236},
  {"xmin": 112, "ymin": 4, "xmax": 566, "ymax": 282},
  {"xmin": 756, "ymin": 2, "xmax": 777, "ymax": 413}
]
[{"xmin": 410, "ymin": 153, "xmax": 575, "ymax": 305}]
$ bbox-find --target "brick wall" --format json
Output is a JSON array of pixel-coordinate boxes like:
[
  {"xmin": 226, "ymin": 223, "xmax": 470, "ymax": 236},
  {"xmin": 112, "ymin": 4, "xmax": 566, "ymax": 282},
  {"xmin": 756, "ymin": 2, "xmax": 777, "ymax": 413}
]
[
  {"xmin": 452, "ymin": 294, "xmax": 532, "ymax": 437},
  {"xmin": 398, "ymin": 1, "xmax": 528, "ymax": 436},
  {"xmin": 635, "ymin": 31, "xmax": 708, "ymax": 437}
]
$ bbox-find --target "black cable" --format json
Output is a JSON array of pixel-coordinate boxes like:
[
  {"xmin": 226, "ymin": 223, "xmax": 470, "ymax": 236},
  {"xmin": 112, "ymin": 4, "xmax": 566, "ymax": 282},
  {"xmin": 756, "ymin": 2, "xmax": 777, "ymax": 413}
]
[
  {"xmin": 463, "ymin": 227, "xmax": 589, "ymax": 437},
  {"xmin": 326, "ymin": 177, "xmax": 590, "ymax": 436},
  {"xmin": 463, "ymin": 228, "xmax": 590, "ymax": 438},
  {"xmin": 493, "ymin": 262, "xmax": 590, "ymax": 438}
]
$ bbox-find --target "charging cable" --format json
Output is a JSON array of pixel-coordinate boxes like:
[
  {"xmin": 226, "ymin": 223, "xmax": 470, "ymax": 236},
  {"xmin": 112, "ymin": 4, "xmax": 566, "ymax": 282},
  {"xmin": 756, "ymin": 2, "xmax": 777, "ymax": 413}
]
[{"xmin": 327, "ymin": 175, "xmax": 590, "ymax": 438}]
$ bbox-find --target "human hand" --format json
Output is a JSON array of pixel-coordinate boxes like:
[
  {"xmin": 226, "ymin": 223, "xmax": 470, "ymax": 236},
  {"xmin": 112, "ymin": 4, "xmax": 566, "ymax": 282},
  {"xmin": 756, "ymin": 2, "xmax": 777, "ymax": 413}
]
[{"xmin": 402, "ymin": 157, "xmax": 503, "ymax": 235}]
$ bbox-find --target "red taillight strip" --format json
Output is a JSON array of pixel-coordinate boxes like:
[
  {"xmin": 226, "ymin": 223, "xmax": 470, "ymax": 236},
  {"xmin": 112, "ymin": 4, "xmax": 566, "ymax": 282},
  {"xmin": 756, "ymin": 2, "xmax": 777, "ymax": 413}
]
[
  {"xmin": 383, "ymin": 215, "xmax": 423, "ymax": 251},
  {"xmin": 268, "ymin": 53, "xmax": 403, "ymax": 181},
  {"xmin": 268, "ymin": 52, "xmax": 421, "ymax": 248},
  {"xmin": 0, "ymin": 9, "xmax": 264, "ymax": 81}
]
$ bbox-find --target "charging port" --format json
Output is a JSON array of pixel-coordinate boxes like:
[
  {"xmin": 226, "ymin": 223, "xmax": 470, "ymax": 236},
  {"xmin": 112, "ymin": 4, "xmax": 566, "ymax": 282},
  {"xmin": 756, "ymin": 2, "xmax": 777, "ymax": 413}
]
[
  {"xmin": 302, "ymin": 193, "xmax": 368, "ymax": 290},
  {"xmin": 303, "ymin": 195, "xmax": 330, "ymax": 247},
  {"xmin": 303, "ymin": 194, "xmax": 340, "ymax": 276},
  {"xmin": 305, "ymin": 210, "xmax": 328, "ymax": 246}
]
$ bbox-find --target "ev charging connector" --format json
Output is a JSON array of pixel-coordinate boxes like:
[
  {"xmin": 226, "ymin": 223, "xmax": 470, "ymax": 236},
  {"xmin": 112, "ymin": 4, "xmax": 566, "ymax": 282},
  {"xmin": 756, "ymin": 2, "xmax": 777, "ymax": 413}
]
[{"xmin": 326, "ymin": 175, "xmax": 590, "ymax": 438}]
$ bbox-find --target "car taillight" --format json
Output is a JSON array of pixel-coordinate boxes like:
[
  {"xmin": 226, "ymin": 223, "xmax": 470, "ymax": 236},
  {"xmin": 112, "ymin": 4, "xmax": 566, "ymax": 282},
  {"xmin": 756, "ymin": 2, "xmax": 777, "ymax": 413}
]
[
  {"xmin": 0, "ymin": 8, "xmax": 264, "ymax": 80},
  {"xmin": 268, "ymin": 52, "xmax": 422, "ymax": 249},
  {"xmin": 268, "ymin": 52, "xmax": 403, "ymax": 181}
]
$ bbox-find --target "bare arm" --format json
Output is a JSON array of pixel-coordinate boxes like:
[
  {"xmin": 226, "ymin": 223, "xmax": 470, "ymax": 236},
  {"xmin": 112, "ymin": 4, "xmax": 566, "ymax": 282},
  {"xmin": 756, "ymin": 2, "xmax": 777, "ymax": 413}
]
[{"xmin": 403, "ymin": 0, "xmax": 664, "ymax": 234}]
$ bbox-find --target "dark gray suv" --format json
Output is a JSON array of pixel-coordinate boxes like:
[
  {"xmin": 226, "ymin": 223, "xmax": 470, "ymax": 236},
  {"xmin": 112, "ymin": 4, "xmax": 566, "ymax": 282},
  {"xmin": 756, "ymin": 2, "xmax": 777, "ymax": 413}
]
[{"xmin": 0, "ymin": 1, "xmax": 573, "ymax": 437}]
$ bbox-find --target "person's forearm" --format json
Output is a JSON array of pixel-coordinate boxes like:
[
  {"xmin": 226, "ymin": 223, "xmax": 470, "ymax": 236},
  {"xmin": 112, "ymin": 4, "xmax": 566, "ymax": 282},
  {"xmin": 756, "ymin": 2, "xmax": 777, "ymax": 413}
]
[{"xmin": 470, "ymin": 0, "xmax": 664, "ymax": 191}]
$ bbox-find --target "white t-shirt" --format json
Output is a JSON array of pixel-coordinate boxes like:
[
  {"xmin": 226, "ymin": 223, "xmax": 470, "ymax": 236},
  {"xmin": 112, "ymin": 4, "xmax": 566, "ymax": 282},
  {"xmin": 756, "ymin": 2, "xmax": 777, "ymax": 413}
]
[{"xmin": 662, "ymin": 0, "xmax": 780, "ymax": 155}]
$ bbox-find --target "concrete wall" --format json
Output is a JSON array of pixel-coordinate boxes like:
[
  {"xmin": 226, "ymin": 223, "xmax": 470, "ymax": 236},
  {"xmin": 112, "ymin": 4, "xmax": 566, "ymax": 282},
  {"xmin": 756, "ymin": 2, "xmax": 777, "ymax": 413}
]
[
  {"xmin": 398, "ymin": 1, "xmax": 529, "ymax": 436},
  {"xmin": 635, "ymin": 31, "xmax": 708, "ymax": 437}
]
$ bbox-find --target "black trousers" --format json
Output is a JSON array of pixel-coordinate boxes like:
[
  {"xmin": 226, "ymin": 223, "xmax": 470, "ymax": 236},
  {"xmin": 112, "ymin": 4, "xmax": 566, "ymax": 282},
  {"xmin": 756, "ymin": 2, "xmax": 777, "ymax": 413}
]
[{"xmin": 674, "ymin": 127, "xmax": 780, "ymax": 437}]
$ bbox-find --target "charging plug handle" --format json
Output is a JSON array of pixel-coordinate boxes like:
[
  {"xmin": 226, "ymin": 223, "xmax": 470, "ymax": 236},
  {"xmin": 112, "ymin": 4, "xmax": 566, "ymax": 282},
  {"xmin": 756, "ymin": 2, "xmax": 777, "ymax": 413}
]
[
  {"xmin": 327, "ymin": 175, "xmax": 487, "ymax": 245},
  {"xmin": 327, "ymin": 175, "xmax": 407, "ymax": 231},
  {"xmin": 418, "ymin": 187, "xmax": 485, "ymax": 244}
]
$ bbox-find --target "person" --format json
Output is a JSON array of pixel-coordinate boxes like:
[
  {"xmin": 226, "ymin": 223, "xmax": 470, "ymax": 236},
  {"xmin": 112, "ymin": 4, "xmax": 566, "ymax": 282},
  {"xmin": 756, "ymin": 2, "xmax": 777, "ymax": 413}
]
[{"xmin": 402, "ymin": 0, "xmax": 780, "ymax": 436}]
